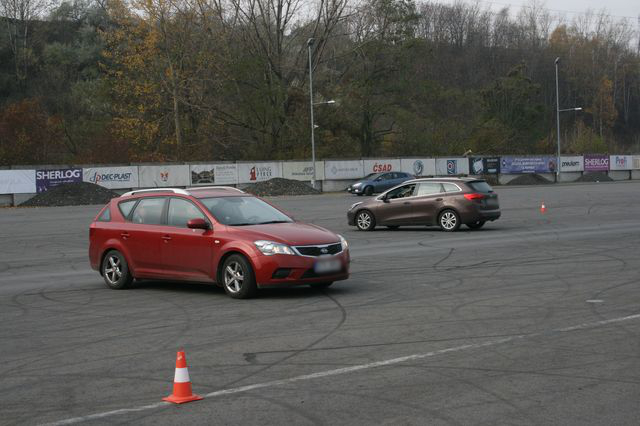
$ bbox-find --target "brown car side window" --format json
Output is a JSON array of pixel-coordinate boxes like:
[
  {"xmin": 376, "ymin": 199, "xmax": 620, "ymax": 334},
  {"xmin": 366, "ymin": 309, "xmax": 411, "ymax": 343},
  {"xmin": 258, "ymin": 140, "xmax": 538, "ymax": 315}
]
[
  {"xmin": 442, "ymin": 183, "xmax": 461, "ymax": 192},
  {"xmin": 416, "ymin": 182, "xmax": 443, "ymax": 196},
  {"xmin": 387, "ymin": 184, "xmax": 416, "ymax": 199}
]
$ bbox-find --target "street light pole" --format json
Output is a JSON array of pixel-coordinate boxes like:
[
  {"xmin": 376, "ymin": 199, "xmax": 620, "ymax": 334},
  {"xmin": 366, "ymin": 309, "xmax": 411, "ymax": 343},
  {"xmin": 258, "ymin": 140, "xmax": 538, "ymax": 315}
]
[
  {"xmin": 555, "ymin": 57, "xmax": 561, "ymax": 181},
  {"xmin": 555, "ymin": 58, "xmax": 582, "ymax": 182},
  {"xmin": 307, "ymin": 38, "xmax": 316, "ymax": 188}
]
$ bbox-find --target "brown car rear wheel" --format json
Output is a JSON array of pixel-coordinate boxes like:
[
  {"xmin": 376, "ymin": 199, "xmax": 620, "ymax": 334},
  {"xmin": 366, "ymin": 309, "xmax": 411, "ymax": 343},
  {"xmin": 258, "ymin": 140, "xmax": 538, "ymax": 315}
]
[{"xmin": 438, "ymin": 209, "xmax": 460, "ymax": 232}]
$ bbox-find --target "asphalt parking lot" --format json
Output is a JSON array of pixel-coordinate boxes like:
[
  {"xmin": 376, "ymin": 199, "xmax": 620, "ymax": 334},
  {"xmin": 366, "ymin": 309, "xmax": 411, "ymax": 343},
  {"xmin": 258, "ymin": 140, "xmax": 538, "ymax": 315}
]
[{"xmin": 1, "ymin": 181, "xmax": 640, "ymax": 425}]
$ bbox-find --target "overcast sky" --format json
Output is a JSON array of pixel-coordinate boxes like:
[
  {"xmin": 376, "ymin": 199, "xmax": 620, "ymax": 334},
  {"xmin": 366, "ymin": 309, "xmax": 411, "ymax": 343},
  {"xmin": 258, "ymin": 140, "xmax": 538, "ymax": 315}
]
[{"xmin": 435, "ymin": 0, "xmax": 640, "ymax": 22}]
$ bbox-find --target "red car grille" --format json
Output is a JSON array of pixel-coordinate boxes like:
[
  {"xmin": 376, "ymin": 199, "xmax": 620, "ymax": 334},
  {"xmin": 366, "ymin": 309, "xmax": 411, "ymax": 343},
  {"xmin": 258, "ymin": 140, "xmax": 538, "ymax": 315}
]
[{"xmin": 294, "ymin": 243, "xmax": 342, "ymax": 257}]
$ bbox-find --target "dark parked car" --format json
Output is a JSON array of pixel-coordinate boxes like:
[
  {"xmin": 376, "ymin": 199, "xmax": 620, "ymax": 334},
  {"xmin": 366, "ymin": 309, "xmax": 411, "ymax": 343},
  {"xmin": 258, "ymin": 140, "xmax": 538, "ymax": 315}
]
[
  {"xmin": 347, "ymin": 178, "xmax": 500, "ymax": 231},
  {"xmin": 347, "ymin": 172, "xmax": 414, "ymax": 196}
]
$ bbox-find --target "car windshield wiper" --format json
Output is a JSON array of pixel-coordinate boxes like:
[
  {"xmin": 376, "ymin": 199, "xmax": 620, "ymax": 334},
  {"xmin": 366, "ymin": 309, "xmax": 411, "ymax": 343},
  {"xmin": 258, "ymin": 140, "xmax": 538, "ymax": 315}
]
[
  {"xmin": 227, "ymin": 222, "xmax": 254, "ymax": 226},
  {"xmin": 255, "ymin": 220, "xmax": 292, "ymax": 225}
]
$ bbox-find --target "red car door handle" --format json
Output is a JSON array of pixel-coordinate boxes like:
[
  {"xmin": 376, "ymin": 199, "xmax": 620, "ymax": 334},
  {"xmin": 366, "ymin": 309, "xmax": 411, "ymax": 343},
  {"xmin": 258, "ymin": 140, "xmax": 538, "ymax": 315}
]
[
  {"xmin": 120, "ymin": 232, "xmax": 130, "ymax": 239},
  {"xmin": 162, "ymin": 235, "xmax": 172, "ymax": 241}
]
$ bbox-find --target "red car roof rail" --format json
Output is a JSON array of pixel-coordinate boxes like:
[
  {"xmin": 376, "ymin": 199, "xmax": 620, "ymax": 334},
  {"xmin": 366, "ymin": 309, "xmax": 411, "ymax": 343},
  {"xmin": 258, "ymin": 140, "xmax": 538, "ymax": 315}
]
[
  {"xmin": 121, "ymin": 188, "xmax": 189, "ymax": 197},
  {"xmin": 186, "ymin": 186, "xmax": 245, "ymax": 193}
]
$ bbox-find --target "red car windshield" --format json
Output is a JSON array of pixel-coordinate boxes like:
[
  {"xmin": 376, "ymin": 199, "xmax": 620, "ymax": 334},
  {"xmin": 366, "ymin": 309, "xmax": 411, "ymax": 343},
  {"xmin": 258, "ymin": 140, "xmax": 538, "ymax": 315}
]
[{"xmin": 199, "ymin": 196, "xmax": 293, "ymax": 226}]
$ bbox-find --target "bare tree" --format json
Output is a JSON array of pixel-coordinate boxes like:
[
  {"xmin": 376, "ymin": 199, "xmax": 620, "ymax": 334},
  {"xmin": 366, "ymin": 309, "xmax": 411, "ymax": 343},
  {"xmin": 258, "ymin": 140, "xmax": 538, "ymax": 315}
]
[
  {"xmin": 194, "ymin": 0, "xmax": 349, "ymax": 154},
  {"xmin": 0, "ymin": 0, "xmax": 51, "ymax": 84}
]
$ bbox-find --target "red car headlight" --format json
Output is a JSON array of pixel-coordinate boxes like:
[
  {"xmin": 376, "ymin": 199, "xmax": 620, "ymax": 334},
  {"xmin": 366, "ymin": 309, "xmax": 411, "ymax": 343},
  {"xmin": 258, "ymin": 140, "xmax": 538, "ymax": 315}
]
[{"xmin": 254, "ymin": 240, "xmax": 296, "ymax": 256}]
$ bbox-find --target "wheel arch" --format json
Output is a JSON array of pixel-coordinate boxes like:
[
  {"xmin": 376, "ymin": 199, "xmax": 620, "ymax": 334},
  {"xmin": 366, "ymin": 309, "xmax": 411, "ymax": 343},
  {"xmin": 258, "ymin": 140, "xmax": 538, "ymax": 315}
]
[
  {"xmin": 437, "ymin": 206, "xmax": 462, "ymax": 230},
  {"xmin": 355, "ymin": 207, "xmax": 376, "ymax": 222},
  {"xmin": 437, "ymin": 206, "xmax": 461, "ymax": 220},
  {"xmin": 216, "ymin": 250, "xmax": 255, "ymax": 285},
  {"xmin": 99, "ymin": 243, "xmax": 134, "ymax": 277}
]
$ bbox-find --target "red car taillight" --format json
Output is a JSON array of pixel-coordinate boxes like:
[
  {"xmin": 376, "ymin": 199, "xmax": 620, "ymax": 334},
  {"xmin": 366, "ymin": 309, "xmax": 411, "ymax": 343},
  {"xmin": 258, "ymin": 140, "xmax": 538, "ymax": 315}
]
[{"xmin": 464, "ymin": 193, "xmax": 485, "ymax": 201}]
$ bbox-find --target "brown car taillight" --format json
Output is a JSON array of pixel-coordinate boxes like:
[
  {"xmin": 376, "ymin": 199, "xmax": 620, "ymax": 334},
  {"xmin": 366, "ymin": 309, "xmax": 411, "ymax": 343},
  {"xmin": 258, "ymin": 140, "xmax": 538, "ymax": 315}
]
[{"xmin": 464, "ymin": 193, "xmax": 485, "ymax": 201}]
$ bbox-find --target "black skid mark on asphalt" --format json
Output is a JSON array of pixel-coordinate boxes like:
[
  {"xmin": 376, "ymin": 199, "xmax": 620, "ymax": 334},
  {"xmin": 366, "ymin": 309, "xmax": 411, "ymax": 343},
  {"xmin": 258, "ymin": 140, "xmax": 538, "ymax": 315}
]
[
  {"xmin": 124, "ymin": 285, "xmax": 201, "ymax": 351},
  {"xmin": 415, "ymin": 363, "xmax": 640, "ymax": 387},
  {"xmin": 428, "ymin": 364, "xmax": 537, "ymax": 424},
  {"xmin": 432, "ymin": 248, "xmax": 455, "ymax": 269},
  {"xmin": 39, "ymin": 285, "xmax": 95, "ymax": 307},
  {"xmin": 243, "ymin": 352, "xmax": 257, "ymax": 364},
  {"xmin": 244, "ymin": 393, "xmax": 325, "ymax": 426},
  {"xmin": 437, "ymin": 251, "xmax": 627, "ymax": 273},
  {"xmin": 307, "ymin": 385, "xmax": 466, "ymax": 426},
  {"xmin": 0, "ymin": 285, "xmax": 204, "ymax": 377},
  {"xmin": 233, "ymin": 332, "xmax": 527, "ymax": 358},
  {"xmin": 228, "ymin": 289, "xmax": 348, "ymax": 389},
  {"xmin": 6, "ymin": 291, "xmax": 31, "ymax": 317},
  {"xmin": 586, "ymin": 278, "xmax": 640, "ymax": 339}
]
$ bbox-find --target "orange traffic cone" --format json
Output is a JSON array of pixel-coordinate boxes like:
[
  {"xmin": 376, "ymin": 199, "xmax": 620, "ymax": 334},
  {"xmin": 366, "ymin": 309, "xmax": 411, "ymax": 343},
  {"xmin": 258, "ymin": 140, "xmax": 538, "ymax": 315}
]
[
  {"xmin": 540, "ymin": 202, "xmax": 546, "ymax": 213},
  {"xmin": 163, "ymin": 350, "xmax": 203, "ymax": 404}
]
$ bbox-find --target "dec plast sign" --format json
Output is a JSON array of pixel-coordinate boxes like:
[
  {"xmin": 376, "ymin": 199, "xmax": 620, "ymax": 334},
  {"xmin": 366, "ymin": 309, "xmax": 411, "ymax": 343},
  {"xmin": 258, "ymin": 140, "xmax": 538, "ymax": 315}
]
[{"xmin": 83, "ymin": 167, "xmax": 139, "ymax": 189}]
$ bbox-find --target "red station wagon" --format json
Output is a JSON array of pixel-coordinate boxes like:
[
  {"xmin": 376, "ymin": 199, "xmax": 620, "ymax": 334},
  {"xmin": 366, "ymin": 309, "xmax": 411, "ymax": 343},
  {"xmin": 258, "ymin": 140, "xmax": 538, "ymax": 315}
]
[{"xmin": 89, "ymin": 187, "xmax": 350, "ymax": 298}]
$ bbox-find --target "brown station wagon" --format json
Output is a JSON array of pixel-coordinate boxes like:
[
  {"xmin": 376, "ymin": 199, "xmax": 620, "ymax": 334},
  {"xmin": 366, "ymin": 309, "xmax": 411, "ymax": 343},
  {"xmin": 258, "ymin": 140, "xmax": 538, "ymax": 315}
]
[{"xmin": 347, "ymin": 177, "xmax": 500, "ymax": 232}]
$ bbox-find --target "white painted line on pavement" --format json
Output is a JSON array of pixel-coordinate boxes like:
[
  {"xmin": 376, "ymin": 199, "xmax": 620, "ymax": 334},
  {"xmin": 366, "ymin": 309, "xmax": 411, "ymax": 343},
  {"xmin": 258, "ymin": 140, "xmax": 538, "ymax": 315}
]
[{"xmin": 42, "ymin": 312, "xmax": 640, "ymax": 426}]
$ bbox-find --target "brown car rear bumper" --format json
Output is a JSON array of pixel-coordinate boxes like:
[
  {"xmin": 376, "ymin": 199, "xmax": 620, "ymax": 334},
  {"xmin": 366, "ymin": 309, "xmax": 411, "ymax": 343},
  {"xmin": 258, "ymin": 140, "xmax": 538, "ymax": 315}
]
[{"xmin": 472, "ymin": 209, "xmax": 501, "ymax": 222}]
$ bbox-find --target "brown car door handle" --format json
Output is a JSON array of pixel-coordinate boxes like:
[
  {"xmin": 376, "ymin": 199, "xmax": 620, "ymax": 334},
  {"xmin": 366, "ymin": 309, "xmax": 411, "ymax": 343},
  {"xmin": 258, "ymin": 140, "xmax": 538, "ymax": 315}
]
[
  {"xmin": 162, "ymin": 235, "xmax": 172, "ymax": 241},
  {"xmin": 436, "ymin": 198, "xmax": 443, "ymax": 201},
  {"xmin": 120, "ymin": 232, "xmax": 130, "ymax": 239},
  {"xmin": 403, "ymin": 201, "xmax": 411, "ymax": 205}
]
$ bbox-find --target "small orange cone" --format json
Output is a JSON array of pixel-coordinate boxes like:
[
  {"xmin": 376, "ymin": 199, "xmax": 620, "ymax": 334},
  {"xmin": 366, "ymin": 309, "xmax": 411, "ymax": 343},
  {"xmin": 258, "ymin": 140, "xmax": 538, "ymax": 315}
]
[
  {"xmin": 540, "ymin": 202, "xmax": 546, "ymax": 213},
  {"xmin": 163, "ymin": 350, "xmax": 203, "ymax": 404}
]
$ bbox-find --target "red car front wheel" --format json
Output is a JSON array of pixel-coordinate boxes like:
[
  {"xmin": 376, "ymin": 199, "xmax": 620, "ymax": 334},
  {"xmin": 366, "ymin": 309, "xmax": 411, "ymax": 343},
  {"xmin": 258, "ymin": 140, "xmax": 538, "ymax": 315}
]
[{"xmin": 221, "ymin": 254, "xmax": 257, "ymax": 299}]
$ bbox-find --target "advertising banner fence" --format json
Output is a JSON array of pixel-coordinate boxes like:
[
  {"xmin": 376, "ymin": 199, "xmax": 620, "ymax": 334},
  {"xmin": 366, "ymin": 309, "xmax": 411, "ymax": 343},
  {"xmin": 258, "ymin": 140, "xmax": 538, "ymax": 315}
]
[
  {"xmin": 583, "ymin": 154, "xmax": 609, "ymax": 172},
  {"xmin": 83, "ymin": 166, "xmax": 138, "ymax": 189},
  {"xmin": 138, "ymin": 165, "xmax": 190, "ymax": 187},
  {"xmin": 469, "ymin": 157, "xmax": 500, "ymax": 175},
  {"xmin": 214, "ymin": 164, "xmax": 238, "ymax": 185},
  {"xmin": 435, "ymin": 158, "xmax": 469, "ymax": 175},
  {"xmin": 324, "ymin": 160, "xmax": 364, "ymax": 179},
  {"xmin": 237, "ymin": 162, "xmax": 282, "ymax": 184},
  {"xmin": 400, "ymin": 158, "xmax": 436, "ymax": 177},
  {"xmin": 634, "ymin": 156, "xmax": 640, "ymax": 170},
  {"xmin": 190, "ymin": 164, "xmax": 239, "ymax": 185},
  {"xmin": 36, "ymin": 168, "xmax": 83, "ymax": 193},
  {"xmin": 609, "ymin": 155, "xmax": 633, "ymax": 170},
  {"xmin": 363, "ymin": 159, "xmax": 401, "ymax": 175},
  {"xmin": 190, "ymin": 164, "xmax": 217, "ymax": 185},
  {"xmin": 282, "ymin": 161, "xmax": 325, "ymax": 181},
  {"xmin": 500, "ymin": 156, "xmax": 556, "ymax": 174},
  {"xmin": 0, "ymin": 170, "xmax": 36, "ymax": 194},
  {"xmin": 559, "ymin": 156, "xmax": 584, "ymax": 172}
]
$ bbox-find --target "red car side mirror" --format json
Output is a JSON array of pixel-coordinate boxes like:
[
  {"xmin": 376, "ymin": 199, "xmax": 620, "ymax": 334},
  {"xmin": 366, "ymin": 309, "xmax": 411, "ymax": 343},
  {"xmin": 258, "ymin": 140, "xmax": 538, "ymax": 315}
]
[{"xmin": 187, "ymin": 218, "xmax": 210, "ymax": 230}]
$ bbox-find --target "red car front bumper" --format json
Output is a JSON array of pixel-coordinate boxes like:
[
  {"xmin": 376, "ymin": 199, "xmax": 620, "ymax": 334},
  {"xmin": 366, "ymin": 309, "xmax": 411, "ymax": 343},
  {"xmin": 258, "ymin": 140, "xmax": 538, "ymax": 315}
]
[{"xmin": 251, "ymin": 249, "xmax": 350, "ymax": 288}]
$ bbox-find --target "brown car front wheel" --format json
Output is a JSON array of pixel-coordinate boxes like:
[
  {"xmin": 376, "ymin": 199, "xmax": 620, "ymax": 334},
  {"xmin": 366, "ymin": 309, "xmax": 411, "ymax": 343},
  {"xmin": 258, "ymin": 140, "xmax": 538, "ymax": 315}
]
[{"xmin": 356, "ymin": 210, "xmax": 376, "ymax": 231}]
